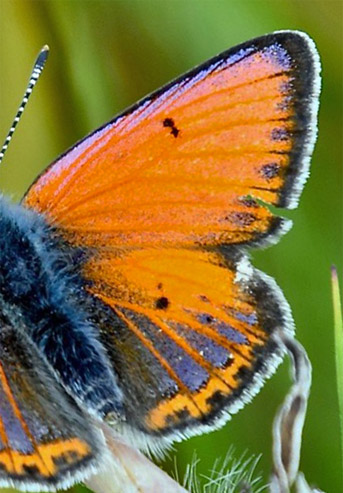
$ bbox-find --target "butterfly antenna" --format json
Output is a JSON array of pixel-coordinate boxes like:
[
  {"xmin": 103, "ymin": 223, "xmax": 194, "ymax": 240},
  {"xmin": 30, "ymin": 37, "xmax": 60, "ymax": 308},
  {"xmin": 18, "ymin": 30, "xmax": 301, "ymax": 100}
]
[{"xmin": 0, "ymin": 45, "xmax": 49, "ymax": 166}]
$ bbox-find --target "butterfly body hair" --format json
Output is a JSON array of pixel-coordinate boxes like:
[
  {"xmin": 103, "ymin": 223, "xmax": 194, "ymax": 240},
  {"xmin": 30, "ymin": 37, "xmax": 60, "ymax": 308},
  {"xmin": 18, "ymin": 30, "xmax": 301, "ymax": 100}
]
[{"xmin": 0, "ymin": 196, "xmax": 123, "ymax": 420}]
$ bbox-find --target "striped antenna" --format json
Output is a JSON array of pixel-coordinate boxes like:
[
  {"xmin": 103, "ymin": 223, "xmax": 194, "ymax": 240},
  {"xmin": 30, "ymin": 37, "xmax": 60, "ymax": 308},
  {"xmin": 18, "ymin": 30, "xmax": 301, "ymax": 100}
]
[{"xmin": 0, "ymin": 45, "xmax": 49, "ymax": 165}]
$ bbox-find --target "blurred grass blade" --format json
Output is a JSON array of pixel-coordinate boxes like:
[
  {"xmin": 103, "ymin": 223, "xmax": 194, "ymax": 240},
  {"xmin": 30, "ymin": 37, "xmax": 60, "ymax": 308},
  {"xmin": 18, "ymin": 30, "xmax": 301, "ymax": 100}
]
[{"xmin": 331, "ymin": 266, "xmax": 343, "ymax": 470}]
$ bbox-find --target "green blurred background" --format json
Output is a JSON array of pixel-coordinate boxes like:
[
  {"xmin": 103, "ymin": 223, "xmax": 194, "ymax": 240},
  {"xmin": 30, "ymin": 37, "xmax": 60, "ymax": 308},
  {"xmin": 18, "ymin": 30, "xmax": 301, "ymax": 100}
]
[{"xmin": 0, "ymin": 0, "xmax": 342, "ymax": 491}]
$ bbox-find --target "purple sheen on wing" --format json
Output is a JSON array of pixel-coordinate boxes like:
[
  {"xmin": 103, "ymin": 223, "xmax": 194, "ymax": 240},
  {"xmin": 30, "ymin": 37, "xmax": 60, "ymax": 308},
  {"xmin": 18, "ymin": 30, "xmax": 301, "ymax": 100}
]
[
  {"xmin": 121, "ymin": 308, "xmax": 209, "ymax": 392},
  {"xmin": 230, "ymin": 310, "xmax": 258, "ymax": 326},
  {"xmin": 0, "ymin": 386, "xmax": 34, "ymax": 453},
  {"xmin": 261, "ymin": 44, "xmax": 292, "ymax": 70},
  {"xmin": 225, "ymin": 46, "xmax": 255, "ymax": 68},
  {"xmin": 216, "ymin": 322, "xmax": 247, "ymax": 344},
  {"xmin": 174, "ymin": 324, "xmax": 231, "ymax": 368},
  {"xmin": 196, "ymin": 313, "xmax": 247, "ymax": 345}
]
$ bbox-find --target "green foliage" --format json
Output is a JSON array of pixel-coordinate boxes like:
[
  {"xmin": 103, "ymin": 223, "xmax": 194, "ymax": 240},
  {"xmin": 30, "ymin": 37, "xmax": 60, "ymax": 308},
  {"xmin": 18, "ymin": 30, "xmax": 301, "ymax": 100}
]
[
  {"xmin": 332, "ymin": 266, "xmax": 343, "ymax": 471},
  {"xmin": 0, "ymin": 1, "xmax": 342, "ymax": 492}
]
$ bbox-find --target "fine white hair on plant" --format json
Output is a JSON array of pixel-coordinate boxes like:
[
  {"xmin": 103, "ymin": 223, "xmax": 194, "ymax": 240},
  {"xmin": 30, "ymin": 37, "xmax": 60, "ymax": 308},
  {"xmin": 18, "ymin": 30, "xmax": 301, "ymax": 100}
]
[{"xmin": 180, "ymin": 448, "xmax": 266, "ymax": 493}]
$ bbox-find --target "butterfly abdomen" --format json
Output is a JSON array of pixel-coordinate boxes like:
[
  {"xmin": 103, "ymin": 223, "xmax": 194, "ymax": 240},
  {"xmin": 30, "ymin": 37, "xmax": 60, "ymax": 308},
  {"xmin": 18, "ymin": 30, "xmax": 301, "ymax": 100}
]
[{"xmin": 0, "ymin": 196, "xmax": 123, "ymax": 420}]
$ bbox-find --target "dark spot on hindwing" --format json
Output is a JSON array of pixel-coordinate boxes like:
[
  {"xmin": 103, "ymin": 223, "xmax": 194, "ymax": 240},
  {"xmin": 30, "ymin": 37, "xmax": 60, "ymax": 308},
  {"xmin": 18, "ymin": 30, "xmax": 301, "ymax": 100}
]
[
  {"xmin": 53, "ymin": 450, "xmax": 80, "ymax": 467},
  {"xmin": 163, "ymin": 117, "xmax": 180, "ymax": 137},
  {"xmin": 165, "ymin": 408, "xmax": 190, "ymax": 426},
  {"xmin": 22, "ymin": 464, "xmax": 40, "ymax": 477},
  {"xmin": 206, "ymin": 389, "xmax": 227, "ymax": 410},
  {"xmin": 155, "ymin": 296, "xmax": 170, "ymax": 310},
  {"xmin": 197, "ymin": 313, "xmax": 214, "ymax": 324}
]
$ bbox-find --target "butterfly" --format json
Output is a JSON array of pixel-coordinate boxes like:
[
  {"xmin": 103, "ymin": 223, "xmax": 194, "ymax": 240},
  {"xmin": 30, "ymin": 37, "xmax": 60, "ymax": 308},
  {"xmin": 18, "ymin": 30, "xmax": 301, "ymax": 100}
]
[{"xmin": 0, "ymin": 30, "xmax": 320, "ymax": 491}]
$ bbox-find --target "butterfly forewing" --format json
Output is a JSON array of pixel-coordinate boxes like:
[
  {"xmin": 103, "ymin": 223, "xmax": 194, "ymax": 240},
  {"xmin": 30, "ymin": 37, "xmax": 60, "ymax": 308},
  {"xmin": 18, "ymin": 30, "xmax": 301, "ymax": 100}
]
[{"xmin": 24, "ymin": 31, "xmax": 320, "ymax": 249}]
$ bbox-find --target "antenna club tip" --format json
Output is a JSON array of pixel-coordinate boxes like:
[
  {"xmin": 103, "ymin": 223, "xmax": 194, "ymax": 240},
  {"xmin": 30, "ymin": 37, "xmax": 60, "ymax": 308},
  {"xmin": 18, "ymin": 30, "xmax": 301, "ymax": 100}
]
[
  {"xmin": 36, "ymin": 45, "xmax": 50, "ymax": 68},
  {"xmin": 0, "ymin": 45, "xmax": 50, "ymax": 166}
]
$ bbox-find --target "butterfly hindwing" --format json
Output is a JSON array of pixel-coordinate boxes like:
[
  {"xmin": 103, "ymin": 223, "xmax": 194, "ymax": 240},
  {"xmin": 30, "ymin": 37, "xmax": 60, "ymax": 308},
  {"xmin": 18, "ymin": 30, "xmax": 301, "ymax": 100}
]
[
  {"xmin": 83, "ymin": 247, "xmax": 291, "ymax": 435},
  {"xmin": 0, "ymin": 319, "xmax": 103, "ymax": 490}
]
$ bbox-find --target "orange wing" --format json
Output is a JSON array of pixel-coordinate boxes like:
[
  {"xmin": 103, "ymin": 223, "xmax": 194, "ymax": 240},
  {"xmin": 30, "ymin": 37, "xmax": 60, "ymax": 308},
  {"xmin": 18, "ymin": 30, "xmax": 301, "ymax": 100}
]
[
  {"xmin": 23, "ymin": 31, "xmax": 320, "ymax": 439},
  {"xmin": 83, "ymin": 247, "xmax": 291, "ymax": 434},
  {"xmin": 24, "ymin": 31, "xmax": 320, "ymax": 250},
  {"xmin": 0, "ymin": 321, "xmax": 103, "ymax": 490}
]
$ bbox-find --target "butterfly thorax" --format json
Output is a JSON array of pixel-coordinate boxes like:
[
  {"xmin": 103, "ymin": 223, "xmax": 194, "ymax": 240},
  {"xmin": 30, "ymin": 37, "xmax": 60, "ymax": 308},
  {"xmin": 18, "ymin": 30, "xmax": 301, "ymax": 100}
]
[{"xmin": 0, "ymin": 195, "xmax": 124, "ymax": 420}]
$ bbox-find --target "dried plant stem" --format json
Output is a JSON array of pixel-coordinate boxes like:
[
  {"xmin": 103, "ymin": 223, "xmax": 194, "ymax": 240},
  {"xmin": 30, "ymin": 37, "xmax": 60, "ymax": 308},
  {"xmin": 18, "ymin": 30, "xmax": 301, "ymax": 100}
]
[{"xmin": 270, "ymin": 331, "xmax": 312, "ymax": 492}]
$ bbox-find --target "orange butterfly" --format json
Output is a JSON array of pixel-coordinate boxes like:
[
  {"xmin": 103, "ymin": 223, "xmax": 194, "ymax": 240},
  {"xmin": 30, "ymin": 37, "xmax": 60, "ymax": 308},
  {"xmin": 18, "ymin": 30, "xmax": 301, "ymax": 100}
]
[{"xmin": 0, "ymin": 30, "xmax": 320, "ymax": 490}]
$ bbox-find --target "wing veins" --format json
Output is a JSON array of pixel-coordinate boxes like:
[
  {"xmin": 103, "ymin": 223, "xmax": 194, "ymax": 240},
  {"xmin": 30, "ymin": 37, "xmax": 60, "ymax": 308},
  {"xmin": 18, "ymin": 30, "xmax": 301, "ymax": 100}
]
[
  {"xmin": 43, "ymin": 80, "xmax": 188, "ymax": 210},
  {"xmin": 180, "ymin": 116, "xmax": 292, "ymax": 138},
  {"xmin": 63, "ymin": 223, "xmax": 272, "ymax": 236},
  {"xmin": 112, "ymin": 304, "xmax": 205, "ymax": 417},
  {"xmin": 177, "ymin": 95, "xmax": 285, "ymax": 126},
  {"xmin": 169, "ymin": 70, "xmax": 291, "ymax": 116},
  {"xmin": 57, "ymin": 177, "xmax": 278, "ymax": 222},
  {"xmin": 58, "ymin": 115, "xmax": 290, "ymax": 219},
  {"xmin": 96, "ymin": 296, "xmax": 254, "ymax": 359},
  {"xmin": 90, "ymin": 264, "xmax": 244, "ymax": 307},
  {"xmin": 135, "ymin": 309, "xmax": 234, "ymax": 390},
  {"xmin": 62, "ymin": 199, "xmax": 267, "ymax": 223},
  {"xmin": 0, "ymin": 365, "xmax": 51, "ymax": 475},
  {"xmin": 0, "ymin": 408, "xmax": 15, "ymax": 473},
  {"xmin": 42, "ymin": 67, "xmax": 292, "ymax": 214},
  {"xmin": 113, "ymin": 299, "xmax": 253, "ymax": 365}
]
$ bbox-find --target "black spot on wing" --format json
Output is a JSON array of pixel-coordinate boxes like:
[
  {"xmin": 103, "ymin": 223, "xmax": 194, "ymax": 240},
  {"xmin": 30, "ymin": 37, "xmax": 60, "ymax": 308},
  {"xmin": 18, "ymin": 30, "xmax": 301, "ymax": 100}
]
[
  {"xmin": 155, "ymin": 297, "xmax": 170, "ymax": 310},
  {"xmin": 206, "ymin": 389, "xmax": 227, "ymax": 410},
  {"xmin": 22, "ymin": 464, "xmax": 41, "ymax": 477},
  {"xmin": 163, "ymin": 117, "xmax": 180, "ymax": 137}
]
